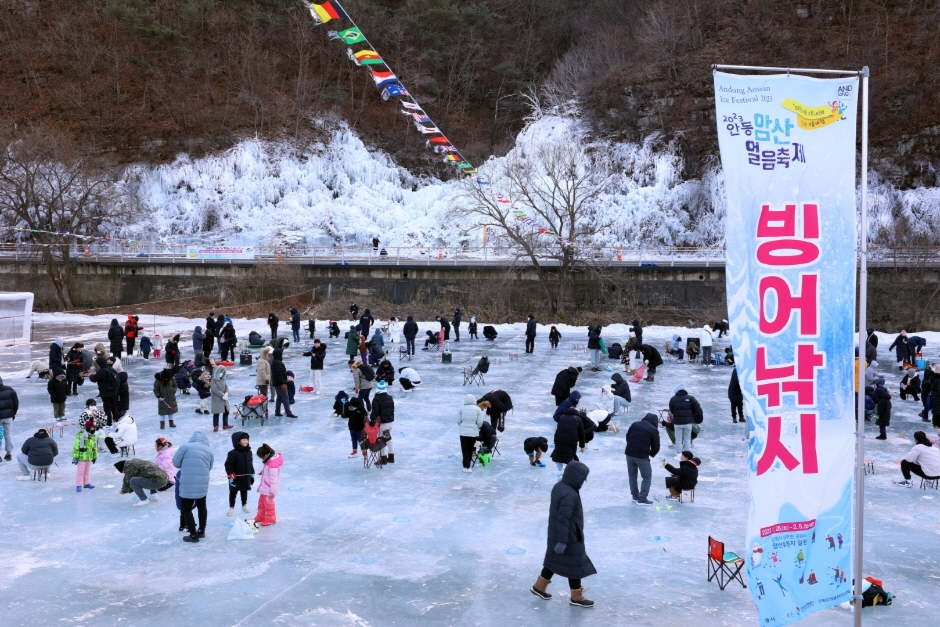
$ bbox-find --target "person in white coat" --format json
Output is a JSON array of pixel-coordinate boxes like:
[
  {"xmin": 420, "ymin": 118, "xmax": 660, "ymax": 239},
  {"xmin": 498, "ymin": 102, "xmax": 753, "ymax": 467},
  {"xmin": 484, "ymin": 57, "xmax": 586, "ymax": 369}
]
[
  {"xmin": 457, "ymin": 394, "xmax": 485, "ymax": 473},
  {"xmin": 897, "ymin": 430, "xmax": 940, "ymax": 487},
  {"xmin": 211, "ymin": 366, "xmax": 231, "ymax": 431},
  {"xmin": 388, "ymin": 317, "xmax": 401, "ymax": 344},
  {"xmin": 105, "ymin": 415, "xmax": 138, "ymax": 455},
  {"xmin": 398, "ymin": 366, "xmax": 421, "ymax": 391},
  {"xmin": 700, "ymin": 325, "xmax": 714, "ymax": 366}
]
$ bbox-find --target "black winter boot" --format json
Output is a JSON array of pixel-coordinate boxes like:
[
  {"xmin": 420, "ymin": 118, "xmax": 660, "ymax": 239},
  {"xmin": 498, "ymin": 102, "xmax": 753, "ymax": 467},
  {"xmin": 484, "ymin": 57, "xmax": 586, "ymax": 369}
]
[
  {"xmin": 169, "ymin": 420, "xmax": 177, "ymax": 428},
  {"xmin": 387, "ymin": 454, "xmax": 395, "ymax": 464},
  {"xmin": 160, "ymin": 421, "xmax": 165, "ymax": 429}
]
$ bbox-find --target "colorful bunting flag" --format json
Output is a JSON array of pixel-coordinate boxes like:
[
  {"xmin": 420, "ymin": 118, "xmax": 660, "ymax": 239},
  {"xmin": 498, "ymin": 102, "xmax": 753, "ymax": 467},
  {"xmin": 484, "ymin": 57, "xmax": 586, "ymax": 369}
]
[
  {"xmin": 427, "ymin": 136, "xmax": 450, "ymax": 144},
  {"xmin": 370, "ymin": 69, "xmax": 397, "ymax": 87},
  {"xmin": 349, "ymin": 49, "xmax": 384, "ymax": 65},
  {"xmin": 330, "ymin": 26, "xmax": 364, "ymax": 44},
  {"xmin": 444, "ymin": 154, "xmax": 461, "ymax": 161},
  {"xmin": 400, "ymin": 102, "xmax": 422, "ymax": 110},
  {"xmin": 432, "ymin": 144, "xmax": 457, "ymax": 154},
  {"xmin": 414, "ymin": 122, "xmax": 441, "ymax": 134},
  {"xmin": 381, "ymin": 84, "xmax": 409, "ymax": 100},
  {"xmin": 411, "ymin": 113, "xmax": 432, "ymax": 124},
  {"xmin": 308, "ymin": 1, "xmax": 348, "ymax": 24}
]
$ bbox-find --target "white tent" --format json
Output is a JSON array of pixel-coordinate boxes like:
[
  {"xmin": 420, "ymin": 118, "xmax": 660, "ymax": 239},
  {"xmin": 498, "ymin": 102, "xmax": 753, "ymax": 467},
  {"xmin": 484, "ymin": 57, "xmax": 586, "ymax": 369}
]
[{"xmin": 0, "ymin": 292, "xmax": 33, "ymax": 345}]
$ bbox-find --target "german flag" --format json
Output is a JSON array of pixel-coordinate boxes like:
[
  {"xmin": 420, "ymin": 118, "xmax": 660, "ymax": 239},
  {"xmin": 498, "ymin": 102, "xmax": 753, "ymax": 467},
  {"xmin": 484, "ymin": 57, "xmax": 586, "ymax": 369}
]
[{"xmin": 309, "ymin": 1, "xmax": 348, "ymax": 25}]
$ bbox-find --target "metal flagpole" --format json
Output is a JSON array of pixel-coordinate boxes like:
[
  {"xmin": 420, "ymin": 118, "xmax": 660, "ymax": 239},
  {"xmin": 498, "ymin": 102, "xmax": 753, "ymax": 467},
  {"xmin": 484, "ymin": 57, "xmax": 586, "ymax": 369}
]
[{"xmin": 853, "ymin": 65, "xmax": 870, "ymax": 627}]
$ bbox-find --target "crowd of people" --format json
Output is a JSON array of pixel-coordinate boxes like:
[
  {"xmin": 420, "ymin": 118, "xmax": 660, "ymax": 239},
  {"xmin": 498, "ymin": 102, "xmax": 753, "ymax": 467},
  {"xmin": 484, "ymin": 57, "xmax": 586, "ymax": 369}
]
[{"xmin": 3, "ymin": 308, "xmax": 939, "ymax": 607}]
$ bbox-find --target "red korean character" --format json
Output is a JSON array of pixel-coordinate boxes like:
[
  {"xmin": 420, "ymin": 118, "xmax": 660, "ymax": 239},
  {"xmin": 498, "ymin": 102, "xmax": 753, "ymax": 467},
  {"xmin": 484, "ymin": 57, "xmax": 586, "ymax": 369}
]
[
  {"xmin": 756, "ymin": 413, "xmax": 819, "ymax": 476},
  {"xmin": 759, "ymin": 274, "xmax": 819, "ymax": 336},
  {"xmin": 756, "ymin": 203, "xmax": 820, "ymax": 267},
  {"xmin": 755, "ymin": 344, "xmax": 826, "ymax": 408}
]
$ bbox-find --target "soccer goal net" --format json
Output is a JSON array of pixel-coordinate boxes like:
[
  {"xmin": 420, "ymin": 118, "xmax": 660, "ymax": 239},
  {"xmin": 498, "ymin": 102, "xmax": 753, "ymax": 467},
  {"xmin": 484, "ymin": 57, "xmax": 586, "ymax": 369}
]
[{"xmin": 0, "ymin": 292, "xmax": 33, "ymax": 345}]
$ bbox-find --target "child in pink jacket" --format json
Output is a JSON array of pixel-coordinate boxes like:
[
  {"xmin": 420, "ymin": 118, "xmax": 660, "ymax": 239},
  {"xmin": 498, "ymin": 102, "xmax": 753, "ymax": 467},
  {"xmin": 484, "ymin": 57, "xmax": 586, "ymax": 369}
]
[
  {"xmin": 254, "ymin": 443, "xmax": 282, "ymax": 526},
  {"xmin": 154, "ymin": 437, "xmax": 175, "ymax": 485}
]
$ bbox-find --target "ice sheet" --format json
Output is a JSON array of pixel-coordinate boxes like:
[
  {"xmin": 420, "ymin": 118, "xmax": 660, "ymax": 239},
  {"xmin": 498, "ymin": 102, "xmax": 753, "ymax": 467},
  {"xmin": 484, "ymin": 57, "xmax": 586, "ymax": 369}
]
[{"xmin": 0, "ymin": 317, "xmax": 935, "ymax": 626}]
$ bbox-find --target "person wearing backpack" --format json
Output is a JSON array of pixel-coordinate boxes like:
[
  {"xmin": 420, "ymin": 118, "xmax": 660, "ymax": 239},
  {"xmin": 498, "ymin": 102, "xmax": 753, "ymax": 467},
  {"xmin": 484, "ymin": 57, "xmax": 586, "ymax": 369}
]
[
  {"xmin": 370, "ymin": 380, "xmax": 396, "ymax": 464},
  {"xmin": 271, "ymin": 349, "xmax": 297, "ymax": 418},
  {"xmin": 351, "ymin": 359, "xmax": 375, "ymax": 412},
  {"xmin": 89, "ymin": 357, "xmax": 121, "ymax": 426}
]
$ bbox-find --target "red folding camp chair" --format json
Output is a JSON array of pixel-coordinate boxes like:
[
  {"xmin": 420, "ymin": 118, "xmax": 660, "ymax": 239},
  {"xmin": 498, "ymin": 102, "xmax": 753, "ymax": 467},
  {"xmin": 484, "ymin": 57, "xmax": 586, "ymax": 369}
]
[{"xmin": 707, "ymin": 536, "xmax": 747, "ymax": 590}]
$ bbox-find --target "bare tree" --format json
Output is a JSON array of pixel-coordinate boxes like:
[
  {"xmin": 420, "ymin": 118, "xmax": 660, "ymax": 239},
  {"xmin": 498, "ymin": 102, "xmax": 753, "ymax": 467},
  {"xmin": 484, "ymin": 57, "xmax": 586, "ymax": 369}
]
[
  {"xmin": 0, "ymin": 130, "xmax": 130, "ymax": 309},
  {"xmin": 457, "ymin": 139, "xmax": 611, "ymax": 314}
]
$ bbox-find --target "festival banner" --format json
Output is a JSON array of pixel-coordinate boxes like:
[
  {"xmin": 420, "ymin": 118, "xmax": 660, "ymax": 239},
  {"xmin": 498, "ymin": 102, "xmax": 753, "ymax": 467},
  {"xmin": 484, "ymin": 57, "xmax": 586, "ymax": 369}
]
[
  {"xmin": 186, "ymin": 246, "xmax": 256, "ymax": 260},
  {"xmin": 714, "ymin": 72, "xmax": 858, "ymax": 626}
]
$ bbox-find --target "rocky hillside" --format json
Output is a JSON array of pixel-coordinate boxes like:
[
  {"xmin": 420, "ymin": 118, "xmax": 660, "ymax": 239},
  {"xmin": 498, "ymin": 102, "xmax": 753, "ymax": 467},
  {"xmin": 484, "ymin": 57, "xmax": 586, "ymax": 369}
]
[{"xmin": 1, "ymin": 0, "xmax": 938, "ymax": 185}]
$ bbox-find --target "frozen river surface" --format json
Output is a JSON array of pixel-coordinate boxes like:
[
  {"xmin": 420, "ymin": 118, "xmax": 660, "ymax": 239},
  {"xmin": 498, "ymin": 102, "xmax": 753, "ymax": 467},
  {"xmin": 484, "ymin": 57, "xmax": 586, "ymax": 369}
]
[{"xmin": 0, "ymin": 315, "xmax": 935, "ymax": 627}]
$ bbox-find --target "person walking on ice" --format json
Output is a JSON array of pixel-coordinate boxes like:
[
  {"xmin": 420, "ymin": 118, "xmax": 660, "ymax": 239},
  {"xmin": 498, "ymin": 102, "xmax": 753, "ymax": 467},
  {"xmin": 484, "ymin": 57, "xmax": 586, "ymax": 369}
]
[{"xmin": 530, "ymin": 461, "xmax": 596, "ymax": 608}]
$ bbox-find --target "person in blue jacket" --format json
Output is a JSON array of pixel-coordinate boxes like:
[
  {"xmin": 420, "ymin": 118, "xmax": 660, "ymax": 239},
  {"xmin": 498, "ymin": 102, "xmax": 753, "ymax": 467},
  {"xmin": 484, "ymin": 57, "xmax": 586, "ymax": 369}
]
[{"xmin": 289, "ymin": 307, "xmax": 301, "ymax": 343}]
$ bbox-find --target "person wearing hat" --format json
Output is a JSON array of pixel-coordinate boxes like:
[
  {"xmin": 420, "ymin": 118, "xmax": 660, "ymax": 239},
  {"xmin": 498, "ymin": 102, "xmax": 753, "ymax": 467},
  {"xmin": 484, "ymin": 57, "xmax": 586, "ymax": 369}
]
[
  {"xmin": 72, "ymin": 420, "xmax": 98, "ymax": 492},
  {"xmin": 114, "ymin": 458, "xmax": 169, "ymax": 507},
  {"xmin": 370, "ymin": 380, "xmax": 395, "ymax": 465},
  {"xmin": 65, "ymin": 342, "xmax": 85, "ymax": 396},
  {"xmin": 154, "ymin": 437, "xmax": 175, "ymax": 480}
]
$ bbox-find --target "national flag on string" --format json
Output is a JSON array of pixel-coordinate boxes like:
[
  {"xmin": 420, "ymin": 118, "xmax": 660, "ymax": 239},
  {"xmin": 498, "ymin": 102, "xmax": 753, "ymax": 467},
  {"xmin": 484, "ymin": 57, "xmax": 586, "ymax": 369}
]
[
  {"xmin": 444, "ymin": 154, "xmax": 461, "ymax": 161},
  {"xmin": 308, "ymin": 1, "xmax": 348, "ymax": 24},
  {"xmin": 350, "ymin": 49, "xmax": 384, "ymax": 66},
  {"xmin": 331, "ymin": 26, "xmax": 364, "ymax": 44},
  {"xmin": 370, "ymin": 69, "xmax": 397, "ymax": 87},
  {"xmin": 381, "ymin": 84, "xmax": 408, "ymax": 100},
  {"xmin": 427, "ymin": 136, "xmax": 450, "ymax": 145},
  {"xmin": 411, "ymin": 113, "xmax": 432, "ymax": 124},
  {"xmin": 432, "ymin": 144, "xmax": 457, "ymax": 154},
  {"xmin": 456, "ymin": 162, "xmax": 475, "ymax": 170},
  {"xmin": 401, "ymin": 101, "xmax": 422, "ymax": 110},
  {"xmin": 414, "ymin": 121, "xmax": 441, "ymax": 134}
]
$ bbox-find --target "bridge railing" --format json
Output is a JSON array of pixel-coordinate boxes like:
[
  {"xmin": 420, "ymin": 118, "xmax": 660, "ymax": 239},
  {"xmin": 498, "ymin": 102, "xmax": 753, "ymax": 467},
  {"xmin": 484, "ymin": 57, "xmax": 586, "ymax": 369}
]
[{"xmin": 0, "ymin": 242, "xmax": 937, "ymax": 267}]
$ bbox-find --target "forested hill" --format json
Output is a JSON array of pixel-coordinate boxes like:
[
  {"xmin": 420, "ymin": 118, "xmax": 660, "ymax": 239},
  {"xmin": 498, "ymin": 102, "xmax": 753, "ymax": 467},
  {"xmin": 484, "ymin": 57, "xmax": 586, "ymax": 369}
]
[{"xmin": 2, "ymin": 0, "xmax": 938, "ymax": 185}]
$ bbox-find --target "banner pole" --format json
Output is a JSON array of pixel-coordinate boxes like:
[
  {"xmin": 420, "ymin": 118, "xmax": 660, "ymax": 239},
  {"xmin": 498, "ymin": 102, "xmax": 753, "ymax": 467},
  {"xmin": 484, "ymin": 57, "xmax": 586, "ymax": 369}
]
[{"xmin": 853, "ymin": 65, "xmax": 870, "ymax": 627}]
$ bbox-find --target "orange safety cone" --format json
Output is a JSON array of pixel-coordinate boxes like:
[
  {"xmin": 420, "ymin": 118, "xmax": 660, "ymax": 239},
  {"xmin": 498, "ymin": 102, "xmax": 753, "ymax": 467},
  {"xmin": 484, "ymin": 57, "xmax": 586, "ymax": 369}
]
[
  {"xmin": 616, "ymin": 247, "xmax": 623, "ymax": 261},
  {"xmin": 84, "ymin": 245, "xmax": 91, "ymax": 257},
  {"xmin": 437, "ymin": 247, "xmax": 443, "ymax": 259}
]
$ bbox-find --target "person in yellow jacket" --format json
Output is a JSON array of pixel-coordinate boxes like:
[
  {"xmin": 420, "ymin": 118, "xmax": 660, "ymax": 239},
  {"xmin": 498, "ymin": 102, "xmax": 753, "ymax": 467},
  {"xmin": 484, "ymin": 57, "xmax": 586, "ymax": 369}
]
[{"xmin": 72, "ymin": 420, "xmax": 98, "ymax": 492}]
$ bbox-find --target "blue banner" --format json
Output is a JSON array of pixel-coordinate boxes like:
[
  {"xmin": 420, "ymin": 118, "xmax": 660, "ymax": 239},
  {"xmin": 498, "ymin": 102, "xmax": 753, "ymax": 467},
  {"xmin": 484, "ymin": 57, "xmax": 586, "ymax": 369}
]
[{"xmin": 714, "ymin": 71, "xmax": 858, "ymax": 626}]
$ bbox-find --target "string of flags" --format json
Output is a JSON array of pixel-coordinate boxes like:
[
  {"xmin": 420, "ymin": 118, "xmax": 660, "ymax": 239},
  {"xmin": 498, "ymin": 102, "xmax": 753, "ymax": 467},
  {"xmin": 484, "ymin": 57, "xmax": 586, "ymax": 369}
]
[{"xmin": 305, "ymin": 0, "xmax": 574, "ymax": 247}]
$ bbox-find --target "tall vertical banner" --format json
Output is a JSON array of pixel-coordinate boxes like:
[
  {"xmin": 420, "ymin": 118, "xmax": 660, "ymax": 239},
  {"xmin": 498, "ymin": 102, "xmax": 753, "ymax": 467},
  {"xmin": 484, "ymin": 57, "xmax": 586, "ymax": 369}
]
[{"xmin": 714, "ymin": 72, "xmax": 858, "ymax": 626}]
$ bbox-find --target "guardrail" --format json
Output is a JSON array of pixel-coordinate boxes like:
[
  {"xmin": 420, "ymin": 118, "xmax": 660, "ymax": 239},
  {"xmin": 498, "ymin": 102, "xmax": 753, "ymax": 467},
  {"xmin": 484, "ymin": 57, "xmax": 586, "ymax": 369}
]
[
  {"xmin": 0, "ymin": 243, "xmax": 938, "ymax": 268},
  {"xmin": 0, "ymin": 243, "xmax": 728, "ymax": 267}
]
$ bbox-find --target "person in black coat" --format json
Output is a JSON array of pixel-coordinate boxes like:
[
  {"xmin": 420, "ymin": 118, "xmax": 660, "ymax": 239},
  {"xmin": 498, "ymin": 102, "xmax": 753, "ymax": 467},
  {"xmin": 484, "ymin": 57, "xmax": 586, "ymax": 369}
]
[
  {"xmin": 328, "ymin": 321, "xmax": 341, "ymax": 338},
  {"xmin": 610, "ymin": 373, "xmax": 632, "ymax": 415},
  {"xmin": 530, "ymin": 461, "xmax": 596, "ymax": 607},
  {"xmin": 888, "ymin": 332, "xmax": 911, "ymax": 368},
  {"xmin": 468, "ymin": 315, "xmax": 478, "ymax": 339},
  {"xmin": 204, "ymin": 313, "xmax": 217, "ymax": 357},
  {"xmin": 624, "ymin": 412, "xmax": 660, "ymax": 504},
  {"xmin": 376, "ymin": 359, "xmax": 395, "ymax": 386},
  {"xmin": 16, "ymin": 428, "xmax": 58, "ymax": 476},
  {"xmin": 370, "ymin": 382, "xmax": 396, "ymax": 464},
  {"xmin": 551, "ymin": 366, "xmax": 581, "ymax": 406},
  {"xmin": 452, "ymin": 308, "xmax": 462, "ymax": 342},
  {"xmin": 350, "ymin": 303, "xmax": 359, "ymax": 320},
  {"xmin": 728, "ymin": 367, "xmax": 744, "ymax": 423},
  {"xmin": 524, "ymin": 436, "xmax": 549, "ymax": 467},
  {"xmin": 164, "ymin": 334, "xmax": 181, "ymax": 369},
  {"xmin": 333, "ymin": 390, "xmax": 350, "ymax": 418},
  {"xmin": 553, "ymin": 390, "xmax": 581, "ymax": 421},
  {"xmin": 49, "ymin": 338, "xmax": 64, "ymax": 373},
  {"xmin": 89, "ymin": 357, "xmax": 120, "ymax": 426},
  {"xmin": 359, "ymin": 309, "xmax": 375, "ymax": 338},
  {"xmin": 65, "ymin": 343, "xmax": 84, "ymax": 396},
  {"xmin": 669, "ymin": 388, "xmax": 703, "ymax": 453},
  {"xmin": 900, "ymin": 369, "xmax": 921, "ymax": 402},
  {"xmin": 525, "ymin": 314, "xmax": 537, "ymax": 354},
  {"xmin": 107, "ymin": 319, "xmax": 125, "ymax": 359},
  {"xmin": 402, "ymin": 316, "xmax": 419, "ymax": 355},
  {"xmin": 637, "ymin": 344, "xmax": 663, "ymax": 381},
  {"xmin": 630, "ymin": 319, "xmax": 643, "ymax": 345},
  {"xmin": 0, "ymin": 375, "xmax": 18, "ymax": 461},
  {"xmin": 586, "ymin": 325, "xmax": 602, "ymax": 371},
  {"xmin": 713, "ymin": 319, "xmax": 729, "ymax": 338},
  {"xmin": 663, "ymin": 451, "xmax": 700, "ymax": 500},
  {"xmin": 270, "ymin": 349, "xmax": 296, "ymax": 418},
  {"xmin": 549, "ymin": 325, "xmax": 561, "ymax": 349},
  {"xmin": 289, "ymin": 307, "xmax": 302, "ymax": 343},
  {"xmin": 224, "ymin": 431, "xmax": 255, "ymax": 513},
  {"xmin": 477, "ymin": 390, "xmax": 512, "ymax": 431},
  {"xmin": 908, "ymin": 335, "xmax": 927, "ymax": 361},
  {"xmin": 219, "ymin": 324, "xmax": 237, "ymax": 361},
  {"xmin": 483, "ymin": 325, "xmax": 498, "ymax": 341},
  {"xmin": 550, "ymin": 412, "xmax": 585, "ymax": 468},
  {"xmin": 874, "ymin": 380, "xmax": 892, "ymax": 439},
  {"xmin": 115, "ymin": 371, "xmax": 130, "ymax": 420},
  {"xmin": 436, "ymin": 315, "xmax": 451, "ymax": 341},
  {"xmin": 267, "ymin": 313, "xmax": 279, "ymax": 340}
]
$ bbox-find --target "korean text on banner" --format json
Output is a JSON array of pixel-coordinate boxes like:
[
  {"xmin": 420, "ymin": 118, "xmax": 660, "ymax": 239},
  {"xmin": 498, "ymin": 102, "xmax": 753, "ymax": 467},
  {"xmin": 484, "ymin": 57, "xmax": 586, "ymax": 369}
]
[
  {"xmin": 714, "ymin": 72, "xmax": 858, "ymax": 626},
  {"xmin": 186, "ymin": 247, "xmax": 256, "ymax": 260}
]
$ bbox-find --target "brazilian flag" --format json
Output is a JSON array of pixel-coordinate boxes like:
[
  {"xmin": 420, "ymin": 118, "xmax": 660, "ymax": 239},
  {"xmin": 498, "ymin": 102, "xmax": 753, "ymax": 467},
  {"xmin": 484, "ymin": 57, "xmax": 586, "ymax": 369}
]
[{"xmin": 336, "ymin": 27, "xmax": 364, "ymax": 44}]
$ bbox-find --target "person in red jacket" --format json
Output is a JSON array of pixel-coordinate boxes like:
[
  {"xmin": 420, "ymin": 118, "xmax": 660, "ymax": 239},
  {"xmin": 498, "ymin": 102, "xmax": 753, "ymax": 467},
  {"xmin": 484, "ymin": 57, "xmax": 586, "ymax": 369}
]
[{"xmin": 124, "ymin": 315, "xmax": 142, "ymax": 357}]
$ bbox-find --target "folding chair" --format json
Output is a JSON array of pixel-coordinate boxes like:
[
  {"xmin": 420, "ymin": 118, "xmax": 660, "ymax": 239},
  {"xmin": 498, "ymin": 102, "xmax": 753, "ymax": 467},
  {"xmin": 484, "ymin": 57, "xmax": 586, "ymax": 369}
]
[
  {"xmin": 707, "ymin": 536, "xmax": 747, "ymax": 590},
  {"xmin": 237, "ymin": 394, "xmax": 269, "ymax": 426},
  {"xmin": 462, "ymin": 356, "xmax": 489, "ymax": 386},
  {"xmin": 362, "ymin": 420, "xmax": 388, "ymax": 469},
  {"xmin": 678, "ymin": 487, "xmax": 695, "ymax": 503},
  {"xmin": 920, "ymin": 476, "xmax": 940, "ymax": 490},
  {"xmin": 399, "ymin": 345, "xmax": 411, "ymax": 361}
]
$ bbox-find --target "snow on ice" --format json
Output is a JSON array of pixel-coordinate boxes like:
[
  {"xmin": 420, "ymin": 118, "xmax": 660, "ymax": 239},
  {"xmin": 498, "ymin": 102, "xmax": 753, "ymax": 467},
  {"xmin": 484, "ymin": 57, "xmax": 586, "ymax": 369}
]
[{"xmin": 0, "ymin": 316, "xmax": 936, "ymax": 626}]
